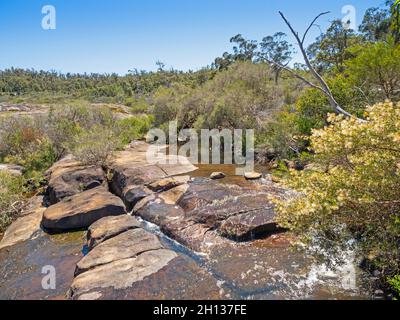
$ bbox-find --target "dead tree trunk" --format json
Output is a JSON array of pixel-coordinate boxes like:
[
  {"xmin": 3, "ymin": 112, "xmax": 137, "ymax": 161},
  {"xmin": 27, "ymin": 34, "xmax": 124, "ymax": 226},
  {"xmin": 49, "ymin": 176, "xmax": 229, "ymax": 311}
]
[{"xmin": 269, "ymin": 11, "xmax": 364, "ymax": 121}]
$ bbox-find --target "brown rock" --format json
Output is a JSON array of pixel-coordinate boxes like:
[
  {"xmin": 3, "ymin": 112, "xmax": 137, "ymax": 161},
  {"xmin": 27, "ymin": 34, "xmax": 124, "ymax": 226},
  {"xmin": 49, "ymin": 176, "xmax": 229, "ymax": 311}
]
[
  {"xmin": 146, "ymin": 176, "xmax": 190, "ymax": 192},
  {"xmin": 218, "ymin": 204, "xmax": 282, "ymax": 241},
  {"xmin": 46, "ymin": 157, "xmax": 106, "ymax": 204},
  {"xmin": 69, "ymin": 249, "xmax": 177, "ymax": 298},
  {"xmin": 134, "ymin": 197, "xmax": 185, "ymax": 227},
  {"xmin": 0, "ymin": 196, "xmax": 45, "ymax": 250},
  {"xmin": 159, "ymin": 184, "xmax": 189, "ymax": 205},
  {"xmin": 123, "ymin": 185, "xmax": 153, "ymax": 211},
  {"xmin": 108, "ymin": 143, "xmax": 197, "ymax": 197},
  {"xmin": 87, "ymin": 215, "xmax": 141, "ymax": 250},
  {"xmin": 76, "ymin": 228, "xmax": 162, "ymax": 275},
  {"xmin": 42, "ymin": 187, "xmax": 126, "ymax": 232},
  {"xmin": 244, "ymin": 172, "xmax": 263, "ymax": 180}
]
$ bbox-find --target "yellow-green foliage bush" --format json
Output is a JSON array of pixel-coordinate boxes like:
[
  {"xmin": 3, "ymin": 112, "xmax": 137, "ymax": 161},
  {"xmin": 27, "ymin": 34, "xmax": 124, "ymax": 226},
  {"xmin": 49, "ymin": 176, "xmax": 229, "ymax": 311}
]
[
  {"xmin": 276, "ymin": 101, "xmax": 400, "ymax": 276},
  {"xmin": 0, "ymin": 171, "xmax": 25, "ymax": 232}
]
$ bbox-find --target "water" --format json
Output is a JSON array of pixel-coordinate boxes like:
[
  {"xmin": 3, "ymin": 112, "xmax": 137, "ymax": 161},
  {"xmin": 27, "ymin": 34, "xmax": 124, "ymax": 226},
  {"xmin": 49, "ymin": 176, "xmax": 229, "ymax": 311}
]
[{"xmin": 133, "ymin": 164, "xmax": 371, "ymax": 300}]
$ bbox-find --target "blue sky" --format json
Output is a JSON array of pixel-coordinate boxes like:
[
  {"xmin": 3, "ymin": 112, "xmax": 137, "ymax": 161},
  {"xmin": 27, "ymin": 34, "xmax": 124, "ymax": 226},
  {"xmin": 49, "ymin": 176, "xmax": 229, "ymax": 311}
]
[{"xmin": 0, "ymin": 0, "xmax": 384, "ymax": 74}]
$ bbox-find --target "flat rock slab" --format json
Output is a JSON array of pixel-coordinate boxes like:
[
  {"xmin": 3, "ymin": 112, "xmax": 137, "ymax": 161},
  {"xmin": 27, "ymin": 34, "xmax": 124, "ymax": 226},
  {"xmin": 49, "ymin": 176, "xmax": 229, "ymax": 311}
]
[
  {"xmin": 71, "ymin": 255, "xmax": 226, "ymax": 300},
  {"xmin": 134, "ymin": 196, "xmax": 186, "ymax": 227},
  {"xmin": 70, "ymin": 249, "xmax": 178, "ymax": 299},
  {"xmin": 42, "ymin": 187, "xmax": 126, "ymax": 232},
  {"xmin": 0, "ymin": 197, "xmax": 45, "ymax": 250},
  {"xmin": 218, "ymin": 205, "xmax": 281, "ymax": 241},
  {"xmin": 134, "ymin": 178, "xmax": 292, "ymax": 249},
  {"xmin": 108, "ymin": 143, "xmax": 197, "ymax": 198},
  {"xmin": 46, "ymin": 157, "xmax": 107, "ymax": 204},
  {"xmin": 76, "ymin": 228, "xmax": 163, "ymax": 275},
  {"xmin": 87, "ymin": 215, "xmax": 141, "ymax": 250},
  {"xmin": 146, "ymin": 176, "xmax": 190, "ymax": 192}
]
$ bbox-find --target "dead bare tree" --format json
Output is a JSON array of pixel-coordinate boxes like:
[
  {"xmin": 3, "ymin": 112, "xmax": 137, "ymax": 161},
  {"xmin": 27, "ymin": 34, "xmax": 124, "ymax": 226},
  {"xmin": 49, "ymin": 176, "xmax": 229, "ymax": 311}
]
[{"xmin": 268, "ymin": 11, "xmax": 363, "ymax": 120}]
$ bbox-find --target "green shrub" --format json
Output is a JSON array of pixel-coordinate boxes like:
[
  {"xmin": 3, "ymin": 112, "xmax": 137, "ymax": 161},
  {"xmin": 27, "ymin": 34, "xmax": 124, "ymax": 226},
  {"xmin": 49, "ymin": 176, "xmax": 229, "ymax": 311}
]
[
  {"xmin": 67, "ymin": 125, "xmax": 122, "ymax": 167},
  {"xmin": 388, "ymin": 275, "xmax": 400, "ymax": 299},
  {"xmin": 116, "ymin": 115, "xmax": 153, "ymax": 145},
  {"xmin": 124, "ymin": 97, "xmax": 149, "ymax": 114},
  {"xmin": 0, "ymin": 171, "xmax": 25, "ymax": 232}
]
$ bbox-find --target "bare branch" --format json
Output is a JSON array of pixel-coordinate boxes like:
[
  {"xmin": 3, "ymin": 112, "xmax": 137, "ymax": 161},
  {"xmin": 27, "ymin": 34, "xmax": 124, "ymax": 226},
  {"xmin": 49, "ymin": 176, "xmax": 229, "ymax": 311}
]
[
  {"xmin": 267, "ymin": 59, "xmax": 325, "ymax": 92},
  {"xmin": 302, "ymin": 11, "xmax": 330, "ymax": 44},
  {"xmin": 278, "ymin": 11, "xmax": 365, "ymax": 121}
]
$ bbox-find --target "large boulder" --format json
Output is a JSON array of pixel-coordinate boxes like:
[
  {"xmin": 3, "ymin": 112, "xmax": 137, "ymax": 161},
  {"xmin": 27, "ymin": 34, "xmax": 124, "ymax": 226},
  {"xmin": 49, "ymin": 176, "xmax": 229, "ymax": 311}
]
[
  {"xmin": 46, "ymin": 156, "xmax": 107, "ymax": 204},
  {"xmin": 122, "ymin": 185, "xmax": 153, "ymax": 211},
  {"xmin": 42, "ymin": 187, "xmax": 126, "ymax": 232},
  {"xmin": 108, "ymin": 142, "xmax": 197, "ymax": 198},
  {"xmin": 87, "ymin": 215, "xmax": 141, "ymax": 250},
  {"xmin": 218, "ymin": 205, "xmax": 281, "ymax": 241},
  {"xmin": 76, "ymin": 228, "xmax": 163, "ymax": 275},
  {"xmin": 69, "ymin": 249, "xmax": 178, "ymax": 299}
]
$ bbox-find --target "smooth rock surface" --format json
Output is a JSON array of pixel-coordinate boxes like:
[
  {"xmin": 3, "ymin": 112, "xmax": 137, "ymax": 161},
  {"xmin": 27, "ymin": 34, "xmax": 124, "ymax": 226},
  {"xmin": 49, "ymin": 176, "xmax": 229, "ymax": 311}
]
[
  {"xmin": 70, "ymin": 249, "xmax": 178, "ymax": 298},
  {"xmin": 244, "ymin": 172, "xmax": 263, "ymax": 180},
  {"xmin": 76, "ymin": 228, "xmax": 163, "ymax": 275},
  {"xmin": 46, "ymin": 157, "xmax": 106, "ymax": 204},
  {"xmin": 108, "ymin": 142, "xmax": 197, "ymax": 199},
  {"xmin": 134, "ymin": 197, "xmax": 185, "ymax": 227},
  {"xmin": 159, "ymin": 184, "xmax": 189, "ymax": 205},
  {"xmin": 146, "ymin": 176, "xmax": 190, "ymax": 192},
  {"xmin": 0, "ymin": 196, "xmax": 45, "ymax": 250},
  {"xmin": 42, "ymin": 187, "xmax": 126, "ymax": 231},
  {"xmin": 123, "ymin": 185, "xmax": 153, "ymax": 211},
  {"xmin": 87, "ymin": 215, "xmax": 141, "ymax": 250}
]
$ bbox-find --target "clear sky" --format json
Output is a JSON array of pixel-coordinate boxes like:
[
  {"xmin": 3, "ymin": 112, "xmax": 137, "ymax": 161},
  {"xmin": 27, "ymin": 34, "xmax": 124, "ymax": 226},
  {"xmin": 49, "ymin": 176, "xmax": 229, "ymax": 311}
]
[{"xmin": 0, "ymin": 0, "xmax": 385, "ymax": 74}]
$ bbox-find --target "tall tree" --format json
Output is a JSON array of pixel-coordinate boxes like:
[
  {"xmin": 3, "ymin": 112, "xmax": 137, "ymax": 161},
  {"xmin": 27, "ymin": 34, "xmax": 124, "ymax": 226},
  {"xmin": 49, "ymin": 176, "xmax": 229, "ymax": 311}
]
[
  {"xmin": 230, "ymin": 34, "xmax": 258, "ymax": 62},
  {"xmin": 258, "ymin": 32, "xmax": 294, "ymax": 84},
  {"xmin": 359, "ymin": 7, "xmax": 391, "ymax": 42},
  {"xmin": 307, "ymin": 20, "xmax": 361, "ymax": 73},
  {"xmin": 213, "ymin": 34, "xmax": 258, "ymax": 70},
  {"xmin": 389, "ymin": 0, "xmax": 400, "ymax": 42}
]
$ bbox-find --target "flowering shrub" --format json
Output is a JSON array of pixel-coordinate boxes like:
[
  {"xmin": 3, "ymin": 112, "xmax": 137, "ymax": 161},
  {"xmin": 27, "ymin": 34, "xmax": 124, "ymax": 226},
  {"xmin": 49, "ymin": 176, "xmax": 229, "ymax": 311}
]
[{"xmin": 276, "ymin": 101, "xmax": 400, "ymax": 278}]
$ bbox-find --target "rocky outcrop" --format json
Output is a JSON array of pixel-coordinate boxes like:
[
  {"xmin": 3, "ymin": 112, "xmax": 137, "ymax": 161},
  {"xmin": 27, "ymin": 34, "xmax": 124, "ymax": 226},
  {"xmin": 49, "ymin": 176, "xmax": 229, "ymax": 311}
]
[
  {"xmin": 0, "ymin": 164, "xmax": 24, "ymax": 176},
  {"xmin": 133, "ymin": 178, "xmax": 292, "ymax": 251},
  {"xmin": 41, "ymin": 187, "xmax": 126, "ymax": 231},
  {"xmin": 76, "ymin": 228, "xmax": 163, "ymax": 275},
  {"xmin": 0, "ymin": 196, "xmax": 45, "ymax": 250},
  {"xmin": 70, "ymin": 249, "xmax": 177, "ymax": 299},
  {"xmin": 45, "ymin": 156, "xmax": 107, "ymax": 204},
  {"xmin": 108, "ymin": 142, "xmax": 197, "ymax": 198},
  {"xmin": 87, "ymin": 215, "xmax": 141, "ymax": 250},
  {"xmin": 69, "ymin": 214, "xmax": 178, "ymax": 300}
]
